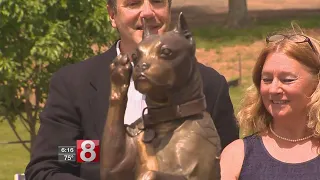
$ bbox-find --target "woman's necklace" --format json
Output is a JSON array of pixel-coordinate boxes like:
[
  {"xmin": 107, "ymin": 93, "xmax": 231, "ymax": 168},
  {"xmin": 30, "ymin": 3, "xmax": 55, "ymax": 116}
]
[{"xmin": 269, "ymin": 125, "xmax": 314, "ymax": 143}]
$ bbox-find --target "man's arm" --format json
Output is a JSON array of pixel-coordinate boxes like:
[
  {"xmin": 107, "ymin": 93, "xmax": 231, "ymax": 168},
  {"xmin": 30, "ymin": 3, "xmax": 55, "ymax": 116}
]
[
  {"xmin": 25, "ymin": 67, "xmax": 85, "ymax": 180},
  {"xmin": 210, "ymin": 74, "xmax": 239, "ymax": 150}
]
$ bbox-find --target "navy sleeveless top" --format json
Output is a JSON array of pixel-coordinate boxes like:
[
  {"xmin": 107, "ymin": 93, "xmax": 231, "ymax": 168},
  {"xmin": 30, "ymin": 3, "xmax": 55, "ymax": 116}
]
[{"xmin": 239, "ymin": 135, "xmax": 320, "ymax": 180}]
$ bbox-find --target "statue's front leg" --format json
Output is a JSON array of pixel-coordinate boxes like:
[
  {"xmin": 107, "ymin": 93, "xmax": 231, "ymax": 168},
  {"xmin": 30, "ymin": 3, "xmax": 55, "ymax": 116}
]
[{"xmin": 100, "ymin": 54, "xmax": 136, "ymax": 180}]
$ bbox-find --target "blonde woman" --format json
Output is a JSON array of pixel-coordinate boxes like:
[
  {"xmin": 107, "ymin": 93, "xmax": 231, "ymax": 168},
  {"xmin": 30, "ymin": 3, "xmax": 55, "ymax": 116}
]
[{"xmin": 220, "ymin": 29, "xmax": 320, "ymax": 179}]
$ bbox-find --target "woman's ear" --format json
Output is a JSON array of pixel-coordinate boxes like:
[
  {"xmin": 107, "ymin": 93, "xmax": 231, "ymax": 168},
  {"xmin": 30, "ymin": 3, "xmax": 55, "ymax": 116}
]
[{"xmin": 107, "ymin": 5, "xmax": 117, "ymax": 28}]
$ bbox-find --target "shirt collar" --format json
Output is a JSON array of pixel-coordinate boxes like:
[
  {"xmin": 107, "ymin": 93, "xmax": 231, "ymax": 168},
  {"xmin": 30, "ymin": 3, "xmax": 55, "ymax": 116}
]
[{"xmin": 116, "ymin": 40, "xmax": 121, "ymax": 56}]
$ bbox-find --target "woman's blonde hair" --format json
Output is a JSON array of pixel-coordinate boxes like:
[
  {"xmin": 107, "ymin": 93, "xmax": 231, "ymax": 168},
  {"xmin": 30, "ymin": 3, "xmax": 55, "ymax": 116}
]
[{"xmin": 237, "ymin": 23, "xmax": 320, "ymax": 138}]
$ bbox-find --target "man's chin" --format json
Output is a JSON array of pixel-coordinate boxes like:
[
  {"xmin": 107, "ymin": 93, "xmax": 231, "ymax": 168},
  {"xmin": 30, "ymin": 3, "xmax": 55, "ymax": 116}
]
[
  {"xmin": 150, "ymin": 28, "xmax": 160, "ymax": 34},
  {"xmin": 135, "ymin": 28, "xmax": 160, "ymax": 38},
  {"xmin": 133, "ymin": 31, "xmax": 143, "ymax": 44}
]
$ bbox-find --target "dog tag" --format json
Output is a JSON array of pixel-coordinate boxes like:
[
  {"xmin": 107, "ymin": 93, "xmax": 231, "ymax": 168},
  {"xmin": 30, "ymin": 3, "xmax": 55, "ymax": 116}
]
[{"xmin": 142, "ymin": 129, "xmax": 156, "ymax": 143}]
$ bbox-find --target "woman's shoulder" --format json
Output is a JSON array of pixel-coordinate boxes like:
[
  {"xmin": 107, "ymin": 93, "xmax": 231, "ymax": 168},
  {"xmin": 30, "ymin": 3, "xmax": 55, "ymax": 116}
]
[
  {"xmin": 221, "ymin": 139, "xmax": 245, "ymax": 159},
  {"xmin": 221, "ymin": 134, "xmax": 260, "ymax": 157},
  {"xmin": 220, "ymin": 139, "xmax": 245, "ymax": 179},
  {"xmin": 220, "ymin": 134, "xmax": 263, "ymax": 179}
]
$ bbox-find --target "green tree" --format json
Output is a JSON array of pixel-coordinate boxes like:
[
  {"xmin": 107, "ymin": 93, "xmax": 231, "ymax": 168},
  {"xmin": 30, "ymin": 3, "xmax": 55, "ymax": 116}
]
[{"xmin": 0, "ymin": 0, "xmax": 117, "ymax": 154}]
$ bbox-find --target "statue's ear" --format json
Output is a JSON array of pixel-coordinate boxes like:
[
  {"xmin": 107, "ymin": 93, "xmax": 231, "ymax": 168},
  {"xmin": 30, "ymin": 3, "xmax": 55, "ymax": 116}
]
[{"xmin": 174, "ymin": 12, "xmax": 195, "ymax": 50}]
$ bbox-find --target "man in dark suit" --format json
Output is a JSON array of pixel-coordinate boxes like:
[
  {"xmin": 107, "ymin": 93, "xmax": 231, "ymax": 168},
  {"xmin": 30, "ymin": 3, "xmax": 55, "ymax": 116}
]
[{"xmin": 25, "ymin": 0, "xmax": 239, "ymax": 179}]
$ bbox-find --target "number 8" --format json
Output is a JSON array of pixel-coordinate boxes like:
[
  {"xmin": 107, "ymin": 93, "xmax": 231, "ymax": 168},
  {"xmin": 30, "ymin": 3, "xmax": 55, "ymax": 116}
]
[{"xmin": 80, "ymin": 140, "xmax": 96, "ymax": 162}]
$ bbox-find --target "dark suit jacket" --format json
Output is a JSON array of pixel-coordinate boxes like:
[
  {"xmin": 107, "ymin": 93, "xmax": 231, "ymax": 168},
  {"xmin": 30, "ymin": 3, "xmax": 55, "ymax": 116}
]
[{"xmin": 25, "ymin": 43, "xmax": 239, "ymax": 180}]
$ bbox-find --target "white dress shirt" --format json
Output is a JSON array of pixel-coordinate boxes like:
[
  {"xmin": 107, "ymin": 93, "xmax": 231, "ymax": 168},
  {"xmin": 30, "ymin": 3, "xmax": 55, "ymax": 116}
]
[{"xmin": 115, "ymin": 40, "xmax": 147, "ymax": 125}]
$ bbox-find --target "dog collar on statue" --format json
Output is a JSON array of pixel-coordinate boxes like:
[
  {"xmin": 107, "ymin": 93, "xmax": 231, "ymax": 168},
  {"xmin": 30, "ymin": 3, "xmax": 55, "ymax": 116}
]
[
  {"xmin": 142, "ymin": 96, "xmax": 207, "ymax": 127},
  {"xmin": 125, "ymin": 97, "xmax": 207, "ymax": 143}
]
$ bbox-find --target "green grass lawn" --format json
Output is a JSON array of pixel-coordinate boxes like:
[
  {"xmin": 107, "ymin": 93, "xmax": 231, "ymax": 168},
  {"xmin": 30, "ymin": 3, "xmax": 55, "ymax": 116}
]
[
  {"xmin": 192, "ymin": 15, "xmax": 320, "ymax": 50},
  {"xmin": 0, "ymin": 14, "xmax": 319, "ymax": 180},
  {"xmin": 229, "ymin": 86, "xmax": 246, "ymax": 113},
  {"xmin": 0, "ymin": 120, "xmax": 38, "ymax": 180}
]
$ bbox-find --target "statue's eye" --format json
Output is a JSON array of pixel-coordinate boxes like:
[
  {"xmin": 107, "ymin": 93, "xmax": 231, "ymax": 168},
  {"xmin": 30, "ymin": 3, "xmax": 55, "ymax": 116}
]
[{"xmin": 160, "ymin": 47, "xmax": 172, "ymax": 57}]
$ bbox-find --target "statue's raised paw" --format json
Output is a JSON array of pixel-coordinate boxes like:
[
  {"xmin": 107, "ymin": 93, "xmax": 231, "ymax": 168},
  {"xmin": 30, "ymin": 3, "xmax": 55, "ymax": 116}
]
[{"xmin": 109, "ymin": 54, "xmax": 132, "ymax": 101}]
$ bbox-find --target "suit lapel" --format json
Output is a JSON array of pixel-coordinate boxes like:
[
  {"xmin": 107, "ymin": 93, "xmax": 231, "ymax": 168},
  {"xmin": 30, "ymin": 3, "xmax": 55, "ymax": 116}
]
[{"xmin": 88, "ymin": 44, "xmax": 117, "ymax": 138}]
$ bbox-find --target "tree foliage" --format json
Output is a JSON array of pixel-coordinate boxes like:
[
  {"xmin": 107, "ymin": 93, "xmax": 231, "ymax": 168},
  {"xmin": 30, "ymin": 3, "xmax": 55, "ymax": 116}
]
[{"xmin": 0, "ymin": 0, "xmax": 117, "ymax": 153}]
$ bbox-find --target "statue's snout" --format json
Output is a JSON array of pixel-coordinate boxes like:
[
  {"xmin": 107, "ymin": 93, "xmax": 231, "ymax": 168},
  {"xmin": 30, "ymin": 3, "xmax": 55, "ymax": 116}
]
[{"xmin": 135, "ymin": 62, "xmax": 150, "ymax": 72}]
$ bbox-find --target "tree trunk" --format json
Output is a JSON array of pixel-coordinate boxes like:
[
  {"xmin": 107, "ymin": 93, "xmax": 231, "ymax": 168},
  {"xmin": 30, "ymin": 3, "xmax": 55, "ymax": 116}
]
[
  {"xmin": 227, "ymin": 0, "xmax": 250, "ymax": 28},
  {"xmin": 27, "ymin": 87, "xmax": 40, "ymax": 158},
  {"xmin": 29, "ymin": 114, "xmax": 37, "ymax": 158},
  {"xmin": 25, "ymin": 99, "xmax": 35, "ymax": 159}
]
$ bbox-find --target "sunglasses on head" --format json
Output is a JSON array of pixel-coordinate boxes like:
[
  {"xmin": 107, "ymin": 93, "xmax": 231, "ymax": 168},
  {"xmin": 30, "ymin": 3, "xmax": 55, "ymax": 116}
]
[{"xmin": 266, "ymin": 34, "xmax": 319, "ymax": 56}]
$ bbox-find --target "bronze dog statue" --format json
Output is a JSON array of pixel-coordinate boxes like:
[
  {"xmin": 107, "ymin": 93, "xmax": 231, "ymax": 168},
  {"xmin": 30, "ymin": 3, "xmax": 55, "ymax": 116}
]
[{"xmin": 100, "ymin": 12, "xmax": 221, "ymax": 180}]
